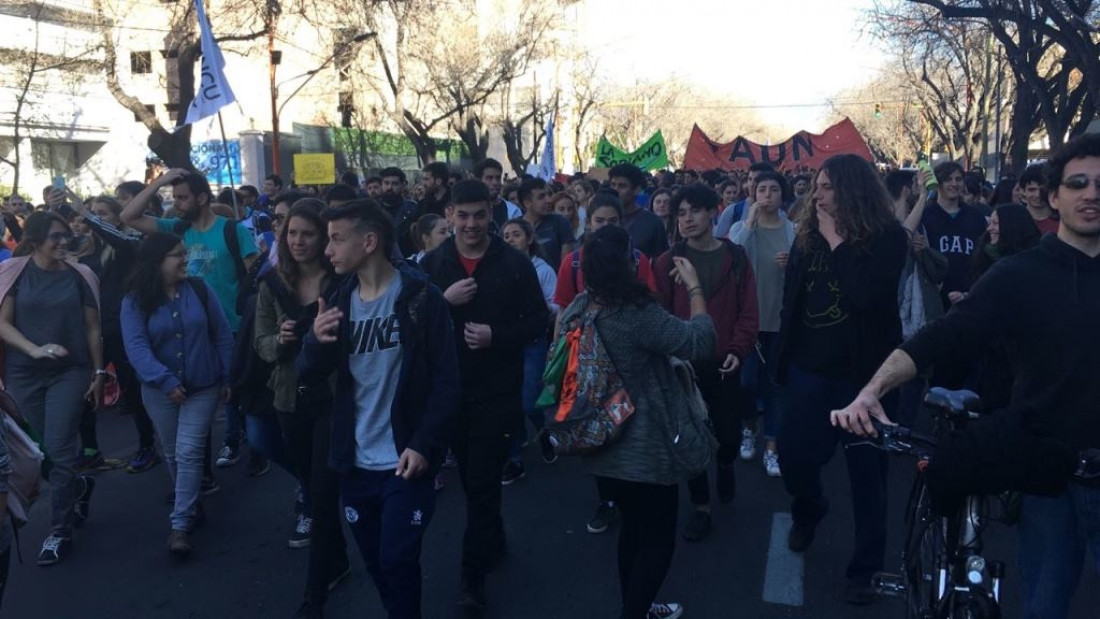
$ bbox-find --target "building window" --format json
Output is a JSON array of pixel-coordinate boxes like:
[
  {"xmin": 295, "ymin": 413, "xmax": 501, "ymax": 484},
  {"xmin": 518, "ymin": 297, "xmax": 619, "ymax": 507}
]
[
  {"xmin": 130, "ymin": 51, "xmax": 152, "ymax": 74},
  {"xmin": 31, "ymin": 140, "xmax": 78, "ymax": 177}
]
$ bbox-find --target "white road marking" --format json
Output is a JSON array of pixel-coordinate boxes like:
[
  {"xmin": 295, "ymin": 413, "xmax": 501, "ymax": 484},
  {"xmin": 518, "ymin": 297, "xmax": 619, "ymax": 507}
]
[{"xmin": 762, "ymin": 512, "xmax": 804, "ymax": 606}]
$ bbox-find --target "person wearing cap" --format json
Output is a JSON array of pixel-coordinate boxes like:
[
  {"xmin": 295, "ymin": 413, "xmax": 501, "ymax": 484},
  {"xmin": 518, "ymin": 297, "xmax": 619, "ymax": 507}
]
[{"xmin": 418, "ymin": 179, "xmax": 548, "ymax": 615}]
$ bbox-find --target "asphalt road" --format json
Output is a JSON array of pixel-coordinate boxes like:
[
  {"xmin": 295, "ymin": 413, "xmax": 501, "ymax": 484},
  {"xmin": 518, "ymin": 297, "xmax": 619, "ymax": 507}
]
[{"xmin": 5, "ymin": 408, "xmax": 1098, "ymax": 619}]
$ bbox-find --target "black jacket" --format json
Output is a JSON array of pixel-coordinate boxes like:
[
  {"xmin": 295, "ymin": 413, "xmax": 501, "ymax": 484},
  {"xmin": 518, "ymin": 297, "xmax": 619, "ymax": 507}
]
[
  {"xmin": 775, "ymin": 224, "xmax": 908, "ymax": 385},
  {"xmin": 419, "ymin": 235, "xmax": 549, "ymax": 401},
  {"xmin": 903, "ymin": 234, "xmax": 1100, "ymax": 451},
  {"xmin": 295, "ymin": 265, "xmax": 460, "ymax": 474}
]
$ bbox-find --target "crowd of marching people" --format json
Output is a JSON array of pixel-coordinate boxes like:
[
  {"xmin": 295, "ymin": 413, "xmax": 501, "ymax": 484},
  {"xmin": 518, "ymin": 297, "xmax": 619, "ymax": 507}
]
[{"xmin": 0, "ymin": 131, "xmax": 1098, "ymax": 619}]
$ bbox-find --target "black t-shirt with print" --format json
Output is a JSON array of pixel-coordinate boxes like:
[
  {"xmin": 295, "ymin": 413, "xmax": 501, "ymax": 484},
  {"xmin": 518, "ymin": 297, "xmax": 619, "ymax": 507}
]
[{"xmin": 789, "ymin": 249, "xmax": 855, "ymax": 379}]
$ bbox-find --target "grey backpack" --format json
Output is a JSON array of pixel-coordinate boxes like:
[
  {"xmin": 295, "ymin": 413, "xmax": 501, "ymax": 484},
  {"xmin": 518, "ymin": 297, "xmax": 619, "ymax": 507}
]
[{"xmin": 667, "ymin": 357, "xmax": 718, "ymax": 477}]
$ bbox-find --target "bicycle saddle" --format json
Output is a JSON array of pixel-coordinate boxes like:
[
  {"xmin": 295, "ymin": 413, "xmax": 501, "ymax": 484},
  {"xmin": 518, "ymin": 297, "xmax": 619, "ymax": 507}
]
[{"xmin": 924, "ymin": 387, "xmax": 981, "ymax": 415}]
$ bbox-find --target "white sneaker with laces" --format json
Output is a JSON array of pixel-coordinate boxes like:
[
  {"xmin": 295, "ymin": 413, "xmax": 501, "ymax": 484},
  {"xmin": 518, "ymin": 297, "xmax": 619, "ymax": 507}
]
[
  {"xmin": 648, "ymin": 602, "xmax": 684, "ymax": 619},
  {"xmin": 764, "ymin": 448, "xmax": 781, "ymax": 477},
  {"xmin": 739, "ymin": 428, "xmax": 757, "ymax": 460},
  {"xmin": 288, "ymin": 514, "xmax": 313, "ymax": 548}
]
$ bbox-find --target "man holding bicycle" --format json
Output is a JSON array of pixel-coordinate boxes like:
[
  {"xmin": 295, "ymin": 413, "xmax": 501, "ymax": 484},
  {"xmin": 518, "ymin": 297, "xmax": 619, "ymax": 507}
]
[{"xmin": 832, "ymin": 132, "xmax": 1100, "ymax": 619}]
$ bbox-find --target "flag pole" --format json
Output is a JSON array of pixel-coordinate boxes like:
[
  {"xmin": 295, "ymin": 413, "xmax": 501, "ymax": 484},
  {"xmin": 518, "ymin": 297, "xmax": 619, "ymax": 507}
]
[{"xmin": 216, "ymin": 111, "xmax": 239, "ymax": 214}]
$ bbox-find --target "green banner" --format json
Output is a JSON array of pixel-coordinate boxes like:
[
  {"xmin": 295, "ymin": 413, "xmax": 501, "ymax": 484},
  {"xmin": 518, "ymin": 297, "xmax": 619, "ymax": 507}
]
[{"xmin": 594, "ymin": 131, "xmax": 669, "ymax": 170}]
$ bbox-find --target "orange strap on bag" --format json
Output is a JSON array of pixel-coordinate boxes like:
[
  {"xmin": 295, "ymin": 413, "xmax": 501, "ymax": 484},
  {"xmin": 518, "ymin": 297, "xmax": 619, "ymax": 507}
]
[{"xmin": 554, "ymin": 328, "xmax": 581, "ymax": 422}]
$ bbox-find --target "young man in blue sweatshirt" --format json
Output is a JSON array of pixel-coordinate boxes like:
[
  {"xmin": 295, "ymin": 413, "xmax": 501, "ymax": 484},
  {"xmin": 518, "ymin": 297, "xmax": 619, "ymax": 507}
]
[{"xmin": 296, "ymin": 200, "xmax": 460, "ymax": 619}]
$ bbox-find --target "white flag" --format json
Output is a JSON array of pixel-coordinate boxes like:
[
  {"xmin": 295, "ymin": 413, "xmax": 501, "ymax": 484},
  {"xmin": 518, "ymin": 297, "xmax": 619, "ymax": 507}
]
[
  {"xmin": 534, "ymin": 113, "xmax": 555, "ymax": 181},
  {"xmin": 180, "ymin": 0, "xmax": 237, "ymax": 127}
]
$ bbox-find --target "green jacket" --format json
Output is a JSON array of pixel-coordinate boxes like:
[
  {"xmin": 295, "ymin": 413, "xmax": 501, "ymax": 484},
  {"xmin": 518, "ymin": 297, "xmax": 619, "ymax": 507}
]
[{"xmin": 254, "ymin": 270, "xmax": 334, "ymax": 414}]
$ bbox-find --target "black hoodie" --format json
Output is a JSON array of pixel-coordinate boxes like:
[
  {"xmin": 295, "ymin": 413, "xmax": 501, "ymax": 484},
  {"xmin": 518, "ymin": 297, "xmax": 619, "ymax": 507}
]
[{"xmin": 902, "ymin": 234, "xmax": 1100, "ymax": 451}]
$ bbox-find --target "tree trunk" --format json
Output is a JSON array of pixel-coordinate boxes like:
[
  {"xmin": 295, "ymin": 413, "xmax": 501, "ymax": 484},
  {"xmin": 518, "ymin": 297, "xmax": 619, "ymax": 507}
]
[
  {"xmin": 1005, "ymin": 77, "xmax": 1038, "ymax": 175},
  {"xmin": 454, "ymin": 116, "xmax": 488, "ymax": 165}
]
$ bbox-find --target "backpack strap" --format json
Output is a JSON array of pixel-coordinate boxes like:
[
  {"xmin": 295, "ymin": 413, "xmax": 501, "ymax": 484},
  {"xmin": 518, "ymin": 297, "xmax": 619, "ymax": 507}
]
[
  {"xmin": 222, "ymin": 219, "xmax": 248, "ymax": 285},
  {"xmin": 186, "ymin": 277, "xmax": 216, "ymax": 343}
]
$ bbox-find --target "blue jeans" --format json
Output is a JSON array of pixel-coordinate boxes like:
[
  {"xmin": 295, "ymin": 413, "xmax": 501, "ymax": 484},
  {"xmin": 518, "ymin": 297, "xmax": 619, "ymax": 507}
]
[
  {"xmin": 1017, "ymin": 483, "xmax": 1100, "ymax": 619},
  {"xmin": 510, "ymin": 338, "xmax": 549, "ymax": 463},
  {"xmin": 245, "ymin": 413, "xmax": 294, "ymax": 475},
  {"xmin": 740, "ymin": 331, "xmax": 786, "ymax": 441},
  {"xmin": 143, "ymin": 385, "xmax": 220, "ymax": 531}
]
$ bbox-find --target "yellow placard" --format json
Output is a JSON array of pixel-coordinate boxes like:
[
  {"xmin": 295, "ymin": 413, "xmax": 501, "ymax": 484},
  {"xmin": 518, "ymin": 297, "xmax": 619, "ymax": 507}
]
[{"xmin": 293, "ymin": 153, "xmax": 336, "ymax": 185}]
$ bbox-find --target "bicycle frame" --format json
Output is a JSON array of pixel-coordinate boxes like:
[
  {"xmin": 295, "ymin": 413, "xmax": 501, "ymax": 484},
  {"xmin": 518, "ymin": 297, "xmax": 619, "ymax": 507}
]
[{"xmin": 859, "ymin": 402, "xmax": 1005, "ymax": 619}]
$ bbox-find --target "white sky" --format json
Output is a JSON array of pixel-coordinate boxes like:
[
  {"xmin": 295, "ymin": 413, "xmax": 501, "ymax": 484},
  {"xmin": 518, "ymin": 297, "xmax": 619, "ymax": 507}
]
[{"xmin": 578, "ymin": 0, "xmax": 885, "ymax": 138}]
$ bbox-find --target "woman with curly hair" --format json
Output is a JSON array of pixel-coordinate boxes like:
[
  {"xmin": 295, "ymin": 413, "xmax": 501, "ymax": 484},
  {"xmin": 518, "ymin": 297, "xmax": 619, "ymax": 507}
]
[{"xmin": 775, "ymin": 154, "xmax": 908, "ymax": 604}]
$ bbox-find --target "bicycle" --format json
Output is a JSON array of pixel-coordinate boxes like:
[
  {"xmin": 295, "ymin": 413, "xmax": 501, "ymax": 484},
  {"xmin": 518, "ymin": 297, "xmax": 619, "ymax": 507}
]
[
  {"xmin": 854, "ymin": 387, "xmax": 1006, "ymax": 619},
  {"xmin": 856, "ymin": 387, "xmax": 1100, "ymax": 618}
]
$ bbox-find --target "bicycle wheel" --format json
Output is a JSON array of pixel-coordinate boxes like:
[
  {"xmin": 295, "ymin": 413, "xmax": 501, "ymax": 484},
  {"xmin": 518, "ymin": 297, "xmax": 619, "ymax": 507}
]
[{"xmin": 902, "ymin": 476, "xmax": 945, "ymax": 619}]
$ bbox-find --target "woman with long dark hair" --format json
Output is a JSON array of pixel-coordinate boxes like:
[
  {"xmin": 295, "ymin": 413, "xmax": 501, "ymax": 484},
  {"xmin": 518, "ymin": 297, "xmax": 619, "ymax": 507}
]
[
  {"xmin": 969, "ymin": 203, "xmax": 1041, "ymax": 286},
  {"xmin": 777, "ymin": 154, "xmax": 908, "ymax": 603},
  {"xmin": 253, "ymin": 200, "xmax": 349, "ymax": 613},
  {"xmin": 120, "ymin": 233, "xmax": 233, "ymax": 556},
  {"xmin": 559, "ymin": 225, "xmax": 715, "ymax": 619},
  {"xmin": 0, "ymin": 211, "xmax": 103, "ymax": 566}
]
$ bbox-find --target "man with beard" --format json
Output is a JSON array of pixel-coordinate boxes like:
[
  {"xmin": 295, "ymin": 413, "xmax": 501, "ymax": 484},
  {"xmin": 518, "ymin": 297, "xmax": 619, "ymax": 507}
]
[
  {"xmin": 472, "ymin": 158, "xmax": 521, "ymax": 235},
  {"xmin": 378, "ymin": 167, "xmax": 420, "ymax": 257},
  {"xmin": 418, "ymin": 162, "xmax": 452, "ymax": 218}
]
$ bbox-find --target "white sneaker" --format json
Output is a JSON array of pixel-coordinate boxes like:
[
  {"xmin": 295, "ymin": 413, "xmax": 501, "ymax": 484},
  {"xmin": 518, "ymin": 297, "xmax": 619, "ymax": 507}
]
[
  {"xmin": 763, "ymin": 449, "xmax": 781, "ymax": 477},
  {"xmin": 739, "ymin": 428, "xmax": 757, "ymax": 460},
  {"xmin": 648, "ymin": 602, "xmax": 683, "ymax": 619}
]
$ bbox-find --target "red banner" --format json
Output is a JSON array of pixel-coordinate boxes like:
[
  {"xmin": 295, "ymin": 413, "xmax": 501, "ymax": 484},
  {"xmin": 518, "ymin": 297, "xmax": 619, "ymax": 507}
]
[{"xmin": 683, "ymin": 118, "xmax": 872, "ymax": 172}]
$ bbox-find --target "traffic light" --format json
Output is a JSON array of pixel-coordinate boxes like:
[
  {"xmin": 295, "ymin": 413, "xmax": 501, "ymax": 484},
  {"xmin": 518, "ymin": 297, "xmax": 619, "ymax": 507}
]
[{"xmin": 874, "ymin": 103, "xmax": 882, "ymax": 118}]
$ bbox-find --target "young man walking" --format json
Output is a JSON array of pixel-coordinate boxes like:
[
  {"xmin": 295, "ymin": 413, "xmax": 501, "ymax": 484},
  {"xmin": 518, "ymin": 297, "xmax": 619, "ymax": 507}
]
[
  {"xmin": 296, "ymin": 200, "xmax": 459, "ymax": 619},
  {"xmin": 655, "ymin": 184, "xmax": 758, "ymax": 542},
  {"xmin": 419, "ymin": 180, "xmax": 548, "ymax": 614}
]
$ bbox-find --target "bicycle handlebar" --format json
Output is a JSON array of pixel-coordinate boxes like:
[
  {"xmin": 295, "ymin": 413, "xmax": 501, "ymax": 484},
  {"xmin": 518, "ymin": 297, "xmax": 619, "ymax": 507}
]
[
  {"xmin": 848, "ymin": 421, "xmax": 937, "ymax": 458},
  {"xmin": 1075, "ymin": 449, "xmax": 1100, "ymax": 481}
]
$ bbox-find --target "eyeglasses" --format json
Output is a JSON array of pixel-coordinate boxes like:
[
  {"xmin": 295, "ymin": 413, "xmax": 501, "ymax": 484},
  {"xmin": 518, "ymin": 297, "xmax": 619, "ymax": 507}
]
[
  {"xmin": 47, "ymin": 232, "xmax": 74, "ymax": 243},
  {"xmin": 1061, "ymin": 175, "xmax": 1100, "ymax": 191}
]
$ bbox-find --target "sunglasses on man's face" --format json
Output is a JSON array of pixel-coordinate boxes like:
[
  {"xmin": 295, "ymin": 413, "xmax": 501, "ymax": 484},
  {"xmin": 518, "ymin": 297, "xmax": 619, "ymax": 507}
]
[{"xmin": 1061, "ymin": 175, "xmax": 1100, "ymax": 191}]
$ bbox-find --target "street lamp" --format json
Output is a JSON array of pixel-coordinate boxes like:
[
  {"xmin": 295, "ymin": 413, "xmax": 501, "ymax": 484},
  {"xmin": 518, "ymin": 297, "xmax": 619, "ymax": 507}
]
[{"xmin": 268, "ymin": 31, "xmax": 375, "ymax": 175}]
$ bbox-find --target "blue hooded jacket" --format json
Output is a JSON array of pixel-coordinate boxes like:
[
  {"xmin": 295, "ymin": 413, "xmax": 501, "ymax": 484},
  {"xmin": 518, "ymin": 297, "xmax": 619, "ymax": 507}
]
[{"xmin": 295, "ymin": 264, "xmax": 460, "ymax": 473}]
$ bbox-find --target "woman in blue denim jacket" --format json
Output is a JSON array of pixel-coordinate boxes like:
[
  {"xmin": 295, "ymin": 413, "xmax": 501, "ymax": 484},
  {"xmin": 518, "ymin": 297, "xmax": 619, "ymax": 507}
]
[{"xmin": 121, "ymin": 233, "xmax": 233, "ymax": 557}]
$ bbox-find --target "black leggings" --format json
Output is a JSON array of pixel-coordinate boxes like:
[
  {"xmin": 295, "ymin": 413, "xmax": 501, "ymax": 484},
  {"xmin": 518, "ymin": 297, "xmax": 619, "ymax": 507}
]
[
  {"xmin": 278, "ymin": 406, "xmax": 348, "ymax": 603},
  {"xmin": 597, "ymin": 477, "xmax": 679, "ymax": 619}
]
